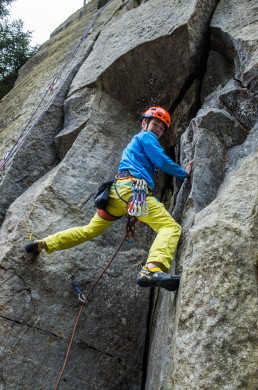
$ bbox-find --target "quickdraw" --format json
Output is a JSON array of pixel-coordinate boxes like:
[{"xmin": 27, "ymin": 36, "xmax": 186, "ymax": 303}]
[
  {"xmin": 127, "ymin": 179, "xmax": 149, "ymax": 217},
  {"xmin": 114, "ymin": 174, "xmax": 150, "ymax": 217},
  {"xmin": 0, "ymin": 152, "xmax": 9, "ymax": 172},
  {"xmin": 73, "ymin": 282, "xmax": 87, "ymax": 302}
]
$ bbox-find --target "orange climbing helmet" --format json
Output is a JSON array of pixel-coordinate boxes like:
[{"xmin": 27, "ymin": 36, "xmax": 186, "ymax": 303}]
[{"xmin": 140, "ymin": 106, "xmax": 171, "ymax": 130}]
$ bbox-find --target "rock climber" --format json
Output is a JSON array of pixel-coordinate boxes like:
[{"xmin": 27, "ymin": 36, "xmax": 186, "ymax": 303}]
[{"xmin": 25, "ymin": 106, "xmax": 193, "ymax": 291}]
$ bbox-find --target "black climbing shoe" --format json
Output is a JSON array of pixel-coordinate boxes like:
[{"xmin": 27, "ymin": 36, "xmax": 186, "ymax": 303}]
[
  {"xmin": 24, "ymin": 241, "xmax": 40, "ymax": 256},
  {"xmin": 137, "ymin": 266, "xmax": 180, "ymax": 291}
]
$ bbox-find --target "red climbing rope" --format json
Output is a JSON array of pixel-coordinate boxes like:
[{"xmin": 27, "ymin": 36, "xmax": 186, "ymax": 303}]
[{"xmin": 54, "ymin": 217, "xmax": 137, "ymax": 390}]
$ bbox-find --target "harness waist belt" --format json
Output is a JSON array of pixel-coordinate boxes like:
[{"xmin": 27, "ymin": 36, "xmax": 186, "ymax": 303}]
[
  {"xmin": 116, "ymin": 171, "xmax": 152, "ymax": 192},
  {"xmin": 117, "ymin": 170, "xmax": 134, "ymax": 179}
]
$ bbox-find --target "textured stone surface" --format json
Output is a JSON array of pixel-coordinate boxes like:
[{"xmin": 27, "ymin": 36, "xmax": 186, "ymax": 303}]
[
  {"xmin": 0, "ymin": 1, "xmax": 104, "ymax": 225},
  {"xmin": 0, "ymin": 0, "xmax": 218, "ymax": 226},
  {"xmin": 200, "ymin": 50, "xmax": 233, "ymax": 104},
  {"xmin": 172, "ymin": 151, "xmax": 258, "ymax": 390},
  {"xmin": 70, "ymin": 0, "xmax": 218, "ymax": 110},
  {"xmin": 145, "ymin": 0, "xmax": 258, "ymax": 389},
  {"xmin": 0, "ymin": 0, "xmax": 257, "ymax": 389},
  {"xmin": 174, "ymin": 76, "xmax": 251, "ymax": 221},
  {"xmin": 211, "ymin": 0, "xmax": 258, "ymax": 91},
  {"xmin": 54, "ymin": 87, "xmax": 93, "ymax": 159},
  {"xmin": 146, "ymin": 136, "xmax": 258, "ymax": 390},
  {"xmin": 220, "ymin": 87, "xmax": 258, "ymax": 130},
  {"xmin": 0, "ymin": 91, "xmax": 152, "ymax": 389},
  {"xmin": 169, "ymin": 80, "xmax": 200, "ymax": 146},
  {"xmin": 227, "ymin": 122, "xmax": 258, "ymax": 172}
]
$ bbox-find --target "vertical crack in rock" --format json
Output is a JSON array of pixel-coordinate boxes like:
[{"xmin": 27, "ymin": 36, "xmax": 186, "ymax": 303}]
[
  {"xmin": 136, "ymin": 4, "xmax": 223, "ymax": 387},
  {"xmin": 169, "ymin": 75, "xmax": 200, "ymax": 115},
  {"xmin": 144, "ymin": 0, "xmax": 258, "ymax": 388},
  {"xmin": 140, "ymin": 288, "xmax": 158, "ymax": 390},
  {"xmin": 157, "ymin": 5, "xmax": 220, "ymax": 213}
]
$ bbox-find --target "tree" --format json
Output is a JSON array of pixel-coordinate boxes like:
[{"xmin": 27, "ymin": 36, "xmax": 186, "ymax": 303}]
[
  {"xmin": 0, "ymin": 0, "xmax": 15, "ymax": 18},
  {"xmin": 0, "ymin": 0, "xmax": 38, "ymax": 99}
]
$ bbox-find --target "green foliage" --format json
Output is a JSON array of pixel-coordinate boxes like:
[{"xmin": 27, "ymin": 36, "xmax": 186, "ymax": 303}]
[
  {"xmin": 0, "ymin": 0, "xmax": 15, "ymax": 18},
  {"xmin": 0, "ymin": 0, "xmax": 38, "ymax": 100},
  {"xmin": 0, "ymin": 19, "xmax": 38, "ymax": 79}
]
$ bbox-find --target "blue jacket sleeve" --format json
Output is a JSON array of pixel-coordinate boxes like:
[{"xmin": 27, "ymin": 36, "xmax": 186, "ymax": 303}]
[{"xmin": 141, "ymin": 132, "xmax": 187, "ymax": 180}]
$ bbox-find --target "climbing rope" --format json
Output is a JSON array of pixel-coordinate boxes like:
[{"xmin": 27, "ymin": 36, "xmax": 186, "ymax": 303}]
[
  {"xmin": 0, "ymin": 0, "xmax": 115, "ymax": 172},
  {"xmin": 54, "ymin": 216, "xmax": 137, "ymax": 390}
]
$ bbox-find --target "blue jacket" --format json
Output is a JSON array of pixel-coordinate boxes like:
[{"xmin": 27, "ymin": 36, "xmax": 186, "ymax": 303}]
[{"xmin": 118, "ymin": 131, "xmax": 187, "ymax": 189}]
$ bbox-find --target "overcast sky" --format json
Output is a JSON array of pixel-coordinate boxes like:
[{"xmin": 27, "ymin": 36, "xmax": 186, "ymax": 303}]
[{"xmin": 9, "ymin": 0, "xmax": 91, "ymax": 46}]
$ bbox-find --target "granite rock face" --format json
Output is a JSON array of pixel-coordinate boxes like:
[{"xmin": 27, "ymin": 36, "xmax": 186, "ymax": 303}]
[
  {"xmin": 146, "ymin": 1, "xmax": 258, "ymax": 389},
  {"xmin": 146, "ymin": 126, "xmax": 258, "ymax": 390},
  {"xmin": 211, "ymin": 0, "xmax": 258, "ymax": 91},
  {"xmin": 0, "ymin": 0, "xmax": 257, "ymax": 389}
]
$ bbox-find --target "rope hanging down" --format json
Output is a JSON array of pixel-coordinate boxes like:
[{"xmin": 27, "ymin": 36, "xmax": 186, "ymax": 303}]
[
  {"xmin": 0, "ymin": 0, "xmax": 115, "ymax": 172},
  {"xmin": 54, "ymin": 217, "xmax": 137, "ymax": 390}
]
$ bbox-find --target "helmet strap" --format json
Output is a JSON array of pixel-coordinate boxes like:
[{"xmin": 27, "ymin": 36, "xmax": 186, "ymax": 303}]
[{"xmin": 141, "ymin": 118, "xmax": 150, "ymax": 132}]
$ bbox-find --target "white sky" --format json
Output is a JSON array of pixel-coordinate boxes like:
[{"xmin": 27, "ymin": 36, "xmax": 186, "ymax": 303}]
[{"xmin": 9, "ymin": 0, "xmax": 91, "ymax": 46}]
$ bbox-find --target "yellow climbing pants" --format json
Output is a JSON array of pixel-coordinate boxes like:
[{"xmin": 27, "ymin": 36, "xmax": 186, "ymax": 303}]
[{"xmin": 44, "ymin": 179, "xmax": 182, "ymax": 272}]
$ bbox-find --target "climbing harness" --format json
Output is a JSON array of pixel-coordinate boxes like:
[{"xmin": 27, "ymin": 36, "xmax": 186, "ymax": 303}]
[
  {"xmin": 114, "ymin": 173, "xmax": 150, "ymax": 217},
  {"xmin": 96, "ymin": 208, "xmax": 122, "ymax": 221},
  {"xmin": 94, "ymin": 172, "xmax": 150, "ymax": 222},
  {"xmin": 0, "ymin": 0, "xmax": 116, "ymax": 172},
  {"xmin": 54, "ymin": 216, "xmax": 137, "ymax": 390}
]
